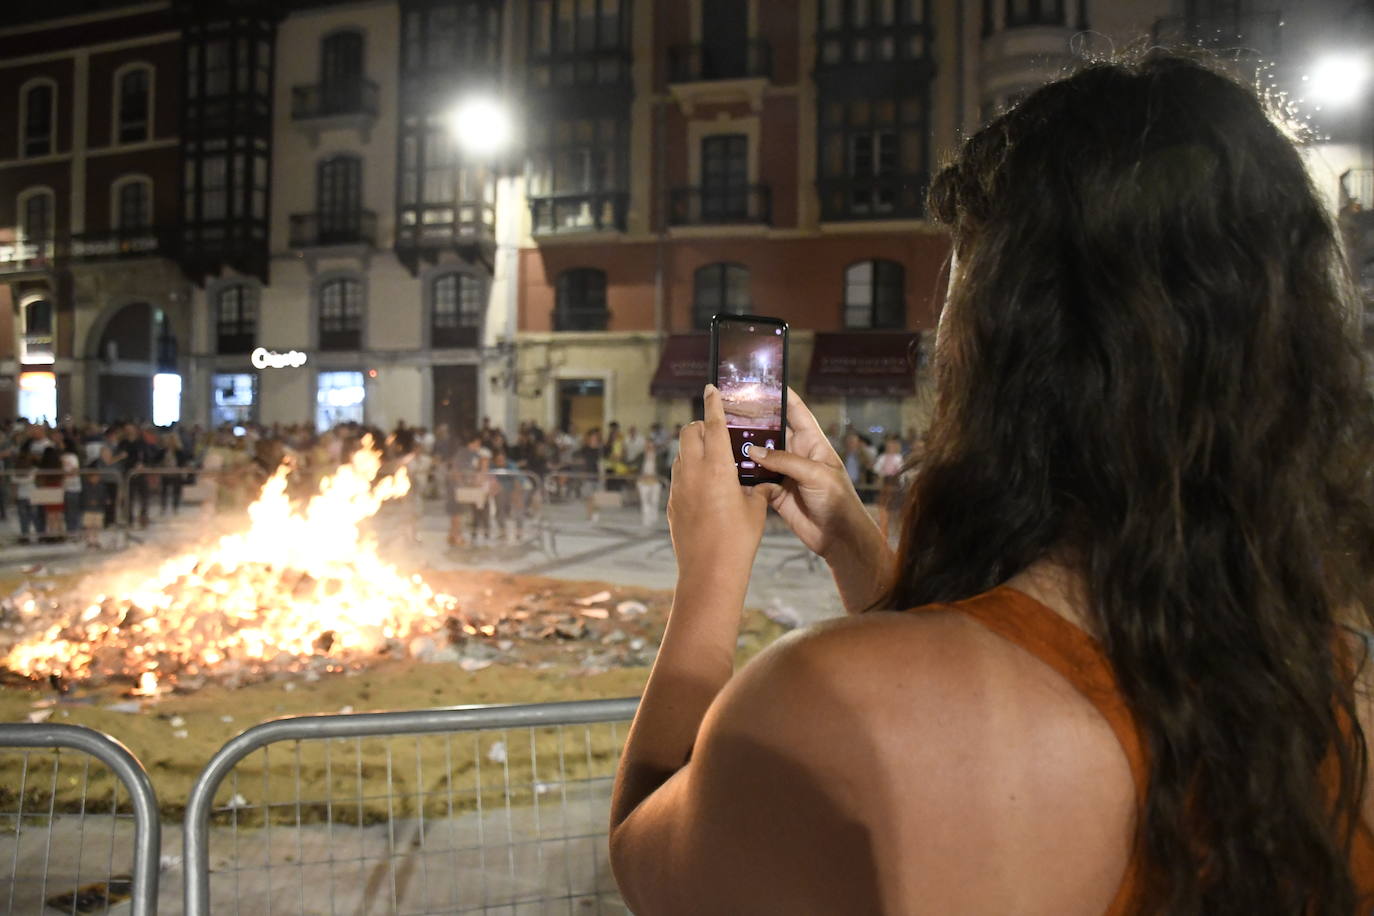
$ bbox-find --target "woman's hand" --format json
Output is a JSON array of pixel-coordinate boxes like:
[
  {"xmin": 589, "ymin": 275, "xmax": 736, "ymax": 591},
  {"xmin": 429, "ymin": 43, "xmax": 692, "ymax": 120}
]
[
  {"xmin": 751, "ymin": 390, "xmax": 871, "ymax": 559},
  {"xmin": 752, "ymin": 390, "xmax": 895, "ymax": 614},
  {"xmin": 668, "ymin": 385, "xmax": 769, "ymax": 580}
]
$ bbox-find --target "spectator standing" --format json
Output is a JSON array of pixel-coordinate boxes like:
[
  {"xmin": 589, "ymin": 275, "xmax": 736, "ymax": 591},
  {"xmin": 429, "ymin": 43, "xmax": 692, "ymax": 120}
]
[
  {"xmin": 156, "ymin": 432, "xmax": 190, "ymax": 514},
  {"xmin": 636, "ymin": 436, "xmax": 663, "ymax": 529},
  {"xmin": 448, "ymin": 432, "xmax": 491, "ymax": 547},
  {"xmin": 119, "ymin": 423, "xmax": 150, "ymax": 527},
  {"xmin": 841, "ymin": 430, "xmax": 874, "ymax": 493},
  {"xmin": 12, "ymin": 452, "xmax": 35, "ymax": 542},
  {"xmin": 872, "ymin": 435, "xmax": 906, "ymax": 538},
  {"xmin": 59, "ymin": 437, "xmax": 83, "ymax": 535}
]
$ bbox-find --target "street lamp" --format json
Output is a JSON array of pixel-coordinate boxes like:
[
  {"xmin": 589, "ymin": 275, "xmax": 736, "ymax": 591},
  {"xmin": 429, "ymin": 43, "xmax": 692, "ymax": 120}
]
[
  {"xmin": 447, "ymin": 95, "xmax": 515, "ymax": 158},
  {"xmin": 1304, "ymin": 52, "xmax": 1372, "ymax": 110}
]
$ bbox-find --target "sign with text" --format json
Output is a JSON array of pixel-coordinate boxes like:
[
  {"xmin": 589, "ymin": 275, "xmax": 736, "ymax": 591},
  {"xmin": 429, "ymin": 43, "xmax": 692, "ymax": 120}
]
[{"xmin": 251, "ymin": 347, "xmax": 308, "ymax": 369}]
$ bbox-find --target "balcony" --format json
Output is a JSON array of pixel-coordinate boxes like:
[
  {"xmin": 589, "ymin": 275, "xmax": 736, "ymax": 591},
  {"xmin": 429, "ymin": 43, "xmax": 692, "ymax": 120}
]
[
  {"xmin": 669, "ymin": 185, "xmax": 771, "ymax": 227},
  {"xmin": 395, "ymin": 204, "xmax": 496, "ymax": 275},
  {"xmin": 290, "ymin": 211, "xmax": 377, "ymax": 249},
  {"xmin": 817, "ymin": 174, "xmax": 927, "ymax": 222},
  {"xmin": 1150, "ymin": 11, "xmax": 1281, "ymax": 59},
  {"xmin": 0, "ymin": 238, "xmax": 58, "ymax": 276},
  {"xmin": 668, "ymin": 40, "xmax": 772, "ymax": 83},
  {"xmin": 70, "ymin": 228, "xmax": 174, "ymax": 260},
  {"xmin": 290, "ymin": 78, "xmax": 380, "ymax": 145},
  {"xmin": 551, "ymin": 307, "xmax": 611, "ymax": 333},
  {"xmin": 529, "ymin": 192, "xmax": 628, "ymax": 236}
]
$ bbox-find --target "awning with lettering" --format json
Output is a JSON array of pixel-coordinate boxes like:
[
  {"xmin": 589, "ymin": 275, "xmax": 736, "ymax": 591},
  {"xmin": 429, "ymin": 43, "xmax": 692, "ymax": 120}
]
[
  {"xmin": 805, "ymin": 331, "xmax": 922, "ymax": 397},
  {"xmin": 649, "ymin": 333, "xmax": 710, "ymax": 398}
]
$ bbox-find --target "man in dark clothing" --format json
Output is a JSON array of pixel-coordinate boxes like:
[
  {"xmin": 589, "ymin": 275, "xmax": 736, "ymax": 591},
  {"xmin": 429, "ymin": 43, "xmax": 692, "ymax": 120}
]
[{"xmin": 119, "ymin": 423, "xmax": 150, "ymax": 527}]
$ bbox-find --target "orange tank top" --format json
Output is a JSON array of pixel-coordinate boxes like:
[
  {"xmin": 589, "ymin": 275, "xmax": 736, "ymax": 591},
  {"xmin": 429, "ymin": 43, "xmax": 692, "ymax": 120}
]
[{"xmin": 918, "ymin": 585, "xmax": 1374, "ymax": 913}]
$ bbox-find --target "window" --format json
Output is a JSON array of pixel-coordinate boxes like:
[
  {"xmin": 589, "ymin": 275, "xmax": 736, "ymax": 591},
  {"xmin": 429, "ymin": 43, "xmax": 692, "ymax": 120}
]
[
  {"xmin": 554, "ymin": 268, "xmax": 608, "ymax": 331},
  {"xmin": 403, "ymin": 1, "xmax": 501, "ymax": 74},
  {"xmin": 526, "ymin": 117, "xmax": 628, "ymax": 232},
  {"xmin": 527, "ymin": 0, "xmax": 627, "ymax": 88},
  {"xmin": 212, "ymin": 373, "xmax": 256, "ymax": 426},
  {"xmin": 844, "ymin": 260, "xmax": 905, "ymax": 328},
  {"xmin": 319, "ymin": 277, "xmax": 364, "ymax": 350},
  {"xmin": 19, "ymin": 190, "xmax": 54, "ymax": 242},
  {"xmin": 216, "ymin": 284, "xmax": 257, "ymax": 355},
  {"xmin": 1005, "ymin": 0, "xmax": 1064, "ymax": 27},
  {"xmin": 700, "ymin": 134, "xmax": 749, "ymax": 221},
  {"xmin": 317, "ymin": 155, "xmax": 363, "ymax": 240},
  {"xmin": 819, "ymin": 94, "xmax": 929, "ymax": 219},
  {"xmin": 21, "ymin": 82, "xmax": 55, "ymax": 158},
  {"xmin": 199, "ymin": 156, "xmax": 228, "ymax": 221},
  {"xmin": 205, "ymin": 40, "xmax": 231, "ymax": 97},
  {"xmin": 316, "ymin": 370, "xmax": 366, "ymax": 431},
  {"xmin": 432, "ymin": 272, "xmax": 484, "ymax": 348},
  {"xmin": 20, "ymin": 299, "xmax": 54, "ymax": 365},
  {"xmin": 115, "ymin": 178, "xmax": 153, "ymax": 230},
  {"xmin": 320, "ymin": 31, "xmax": 364, "ymax": 113},
  {"xmin": 818, "ymin": 0, "xmax": 927, "ymax": 66},
  {"xmin": 693, "ymin": 264, "xmax": 750, "ymax": 330},
  {"xmin": 116, "ymin": 66, "xmax": 152, "ymax": 144}
]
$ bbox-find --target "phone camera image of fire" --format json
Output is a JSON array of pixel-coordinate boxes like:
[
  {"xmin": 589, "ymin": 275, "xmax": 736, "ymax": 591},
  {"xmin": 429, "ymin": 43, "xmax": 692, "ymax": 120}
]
[{"xmin": 717, "ymin": 332, "xmax": 784, "ymax": 430}]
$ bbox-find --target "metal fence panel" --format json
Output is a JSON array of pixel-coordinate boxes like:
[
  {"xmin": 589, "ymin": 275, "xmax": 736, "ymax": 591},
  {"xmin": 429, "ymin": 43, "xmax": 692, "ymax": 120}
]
[
  {"xmin": 0, "ymin": 723, "xmax": 160, "ymax": 916},
  {"xmin": 185, "ymin": 697, "xmax": 639, "ymax": 916}
]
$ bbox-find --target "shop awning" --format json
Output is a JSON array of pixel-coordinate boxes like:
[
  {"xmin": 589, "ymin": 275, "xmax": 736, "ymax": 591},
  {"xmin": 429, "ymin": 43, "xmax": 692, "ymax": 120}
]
[
  {"xmin": 805, "ymin": 331, "xmax": 922, "ymax": 397},
  {"xmin": 650, "ymin": 333, "xmax": 710, "ymax": 398}
]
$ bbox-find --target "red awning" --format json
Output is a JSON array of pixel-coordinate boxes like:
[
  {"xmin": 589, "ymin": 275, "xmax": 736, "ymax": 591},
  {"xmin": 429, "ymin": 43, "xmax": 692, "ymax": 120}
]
[
  {"xmin": 650, "ymin": 333, "xmax": 710, "ymax": 398},
  {"xmin": 805, "ymin": 331, "xmax": 922, "ymax": 397}
]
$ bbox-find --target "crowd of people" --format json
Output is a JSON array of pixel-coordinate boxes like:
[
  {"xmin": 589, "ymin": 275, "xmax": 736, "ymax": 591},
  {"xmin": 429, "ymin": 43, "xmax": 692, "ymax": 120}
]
[{"xmin": 0, "ymin": 414, "xmax": 923, "ymax": 547}]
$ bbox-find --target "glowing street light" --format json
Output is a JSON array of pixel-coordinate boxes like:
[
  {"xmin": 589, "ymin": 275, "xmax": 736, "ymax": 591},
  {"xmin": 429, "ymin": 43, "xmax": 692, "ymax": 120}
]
[
  {"xmin": 1305, "ymin": 52, "xmax": 1372, "ymax": 109},
  {"xmin": 447, "ymin": 96, "xmax": 514, "ymax": 157}
]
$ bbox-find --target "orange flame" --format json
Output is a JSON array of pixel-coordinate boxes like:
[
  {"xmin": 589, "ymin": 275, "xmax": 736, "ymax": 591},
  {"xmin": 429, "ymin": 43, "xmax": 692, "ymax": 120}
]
[{"xmin": 3, "ymin": 439, "xmax": 457, "ymax": 685}]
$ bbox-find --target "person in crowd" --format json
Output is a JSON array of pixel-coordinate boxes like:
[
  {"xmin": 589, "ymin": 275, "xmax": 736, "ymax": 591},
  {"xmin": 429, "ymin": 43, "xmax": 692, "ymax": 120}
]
[
  {"xmin": 119, "ymin": 423, "xmax": 150, "ymax": 527},
  {"xmin": 59, "ymin": 434, "xmax": 82, "ymax": 536},
  {"xmin": 624, "ymin": 425, "xmax": 646, "ymax": 469},
  {"xmin": 156, "ymin": 431, "xmax": 191, "ymax": 514},
  {"xmin": 635, "ymin": 434, "xmax": 663, "ymax": 530},
  {"xmin": 448, "ymin": 430, "xmax": 490, "ymax": 548},
  {"xmin": 872, "ymin": 434, "xmax": 906, "ymax": 539},
  {"xmin": 33, "ymin": 442, "xmax": 63, "ymax": 539},
  {"xmin": 11, "ymin": 452, "xmax": 35, "ymax": 543},
  {"xmin": 840, "ymin": 429, "xmax": 873, "ymax": 494},
  {"xmin": 609, "ymin": 53, "xmax": 1374, "ymax": 913},
  {"xmin": 603, "ymin": 422, "xmax": 631, "ymax": 490},
  {"xmin": 489, "ymin": 445, "xmax": 519, "ymax": 544},
  {"xmin": 664, "ymin": 424, "xmax": 682, "ymax": 479}
]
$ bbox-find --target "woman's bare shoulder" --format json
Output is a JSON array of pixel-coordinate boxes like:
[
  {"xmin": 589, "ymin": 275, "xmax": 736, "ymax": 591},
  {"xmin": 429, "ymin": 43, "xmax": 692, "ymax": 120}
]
[{"xmin": 701, "ymin": 607, "xmax": 1136, "ymax": 912}]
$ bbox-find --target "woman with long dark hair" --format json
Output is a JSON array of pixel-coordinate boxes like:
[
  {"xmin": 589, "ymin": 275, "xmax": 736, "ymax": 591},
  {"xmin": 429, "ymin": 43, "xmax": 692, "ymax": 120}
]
[{"xmin": 609, "ymin": 52, "xmax": 1374, "ymax": 914}]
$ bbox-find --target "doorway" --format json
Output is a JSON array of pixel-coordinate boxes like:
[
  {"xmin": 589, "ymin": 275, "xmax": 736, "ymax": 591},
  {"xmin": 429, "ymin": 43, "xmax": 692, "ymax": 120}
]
[
  {"xmin": 432, "ymin": 364, "xmax": 479, "ymax": 438},
  {"xmin": 557, "ymin": 379, "xmax": 604, "ymax": 436}
]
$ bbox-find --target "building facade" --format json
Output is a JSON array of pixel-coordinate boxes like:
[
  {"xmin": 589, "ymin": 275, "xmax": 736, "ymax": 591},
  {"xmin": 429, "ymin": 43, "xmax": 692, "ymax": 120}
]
[{"xmin": 1, "ymin": 0, "xmax": 1369, "ymax": 434}]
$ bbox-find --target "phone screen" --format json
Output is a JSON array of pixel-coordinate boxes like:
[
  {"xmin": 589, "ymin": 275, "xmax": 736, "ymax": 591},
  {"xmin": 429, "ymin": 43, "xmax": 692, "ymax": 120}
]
[{"xmin": 711, "ymin": 315, "xmax": 788, "ymax": 485}]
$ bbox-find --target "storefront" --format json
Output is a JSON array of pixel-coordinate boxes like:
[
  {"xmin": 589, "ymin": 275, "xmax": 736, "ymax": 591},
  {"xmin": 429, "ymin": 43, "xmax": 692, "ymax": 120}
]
[
  {"xmin": 316, "ymin": 370, "xmax": 366, "ymax": 431},
  {"xmin": 18, "ymin": 371, "xmax": 56, "ymax": 425},
  {"xmin": 211, "ymin": 373, "xmax": 256, "ymax": 427},
  {"xmin": 805, "ymin": 331, "xmax": 923, "ymax": 440}
]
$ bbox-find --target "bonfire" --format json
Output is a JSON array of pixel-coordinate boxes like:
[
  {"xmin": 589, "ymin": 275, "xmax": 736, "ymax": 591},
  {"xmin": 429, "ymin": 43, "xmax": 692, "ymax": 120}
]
[{"xmin": 1, "ymin": 440, "xmax": 461, "ymax": 692}]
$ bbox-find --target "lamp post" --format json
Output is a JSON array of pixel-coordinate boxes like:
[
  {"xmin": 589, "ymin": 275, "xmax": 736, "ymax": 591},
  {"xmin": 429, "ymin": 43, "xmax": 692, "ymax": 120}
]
[{"xmin": 447, "ymin": 94, "xmax": 522, "ymax": 435}]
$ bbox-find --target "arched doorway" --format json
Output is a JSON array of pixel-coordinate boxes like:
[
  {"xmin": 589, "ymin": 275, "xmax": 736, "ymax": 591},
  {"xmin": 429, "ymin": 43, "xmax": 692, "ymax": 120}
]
[{"xmin": 94, "ymin": 302, "xmax": 180, "ymax": 424}]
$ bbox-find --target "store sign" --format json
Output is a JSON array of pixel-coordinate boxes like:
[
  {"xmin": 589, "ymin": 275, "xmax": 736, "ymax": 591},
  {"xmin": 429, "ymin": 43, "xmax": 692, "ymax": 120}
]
[{"xmin": 251, "ymin": 347, "xmax": 308, "ymax": 369}]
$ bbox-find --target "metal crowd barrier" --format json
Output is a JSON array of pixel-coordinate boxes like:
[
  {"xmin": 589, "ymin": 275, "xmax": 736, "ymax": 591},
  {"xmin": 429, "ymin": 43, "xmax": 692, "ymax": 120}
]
[
  {"xmin": 445, "ymin": 469, "xmax": 555, "ymax": 556},
  {"xmin": 0, "ymin": 723, "xmax": 160, "ymax": 916},
  {"xmin": 183, "ymin": 697, "xmax": 640, "ymax": 916}
]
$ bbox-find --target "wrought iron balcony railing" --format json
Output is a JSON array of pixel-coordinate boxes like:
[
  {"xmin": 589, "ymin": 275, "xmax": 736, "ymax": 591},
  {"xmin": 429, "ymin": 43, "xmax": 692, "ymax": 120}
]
[
  {"xmin": 291, "ymin": 78, "xmax": 381, "ymax": 120},
  {"xmin": 551, "ymin": 307, "xmax": 611, "ymax": 333},
  {"xmin": 668, "ymin": 40, "xmax": 772, "ymax": 83},
  {"xmin": 289, "ymin": 211, "xmax": 378, "ymax": 248},
  {"xmin": 669, "ymin": 185, "xmax": 771, "ymax": 226},
  {"xmin": 529, "ymin": 192, "xmax": 628, "ymax": 235},
  {"xmin": 816, "ymin": 174, "xmax": 927, "ymax": 221}
]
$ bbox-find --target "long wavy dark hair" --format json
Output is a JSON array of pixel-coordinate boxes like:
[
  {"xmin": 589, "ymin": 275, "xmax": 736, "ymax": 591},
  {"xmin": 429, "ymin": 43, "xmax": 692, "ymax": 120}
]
[{"xmin": 884, "ymin": 52, "xmax": 1374, "ymax": 913}]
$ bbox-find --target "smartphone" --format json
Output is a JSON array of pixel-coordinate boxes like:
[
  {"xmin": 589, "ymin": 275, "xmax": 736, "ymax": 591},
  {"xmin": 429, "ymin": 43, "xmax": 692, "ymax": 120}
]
[{"xmin": 709, "ymin": 313, "xmax": 788, "ymax": 486}]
